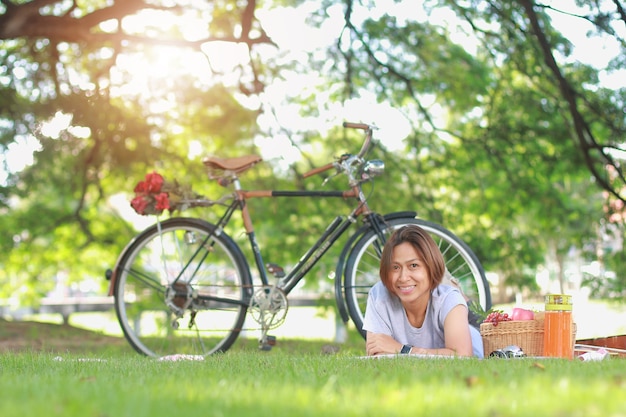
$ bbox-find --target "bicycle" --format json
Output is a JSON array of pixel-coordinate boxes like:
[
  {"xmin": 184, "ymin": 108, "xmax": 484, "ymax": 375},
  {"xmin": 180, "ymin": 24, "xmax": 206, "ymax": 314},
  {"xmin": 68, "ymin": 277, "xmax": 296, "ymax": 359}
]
[{"xmin": 105, "ymin": 122, "xmax": 491, "ymax": 357}]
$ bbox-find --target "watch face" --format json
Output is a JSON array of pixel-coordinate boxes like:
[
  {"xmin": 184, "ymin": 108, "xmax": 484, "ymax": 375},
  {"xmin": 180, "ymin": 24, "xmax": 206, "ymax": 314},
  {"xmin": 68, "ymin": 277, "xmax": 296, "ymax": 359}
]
[{"xmin": 401, "ymin": 345, "xmax": 412, "ymax": 354}]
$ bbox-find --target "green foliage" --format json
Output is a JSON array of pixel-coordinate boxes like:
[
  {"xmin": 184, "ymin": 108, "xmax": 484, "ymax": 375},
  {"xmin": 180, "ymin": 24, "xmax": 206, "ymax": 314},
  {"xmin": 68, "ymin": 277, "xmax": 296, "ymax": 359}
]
[
  {"xmin": 296, "ymin": 0, "xmax": 621, "ymax": 301},
  {"xmin": 0, "ymin": 0, "xmax": 273, "ymax": 301},
  {"xmin": 582, "ymin": 247, "xmax": 626, "ymax": 299},
  {"xmin": 1, "ymin": 0, "xmax": 626, "ymax": 305}
]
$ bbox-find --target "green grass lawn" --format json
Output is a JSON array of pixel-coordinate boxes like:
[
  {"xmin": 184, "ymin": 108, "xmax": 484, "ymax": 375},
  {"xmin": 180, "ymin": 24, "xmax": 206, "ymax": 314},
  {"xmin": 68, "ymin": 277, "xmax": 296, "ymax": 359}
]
[
  {"xmin": 1, "ymin": 350, "xmax": 626, "ymax": 417},
  {"xmin": 1, "ymin": 321, "xmax": 625, "ymax": 417}
]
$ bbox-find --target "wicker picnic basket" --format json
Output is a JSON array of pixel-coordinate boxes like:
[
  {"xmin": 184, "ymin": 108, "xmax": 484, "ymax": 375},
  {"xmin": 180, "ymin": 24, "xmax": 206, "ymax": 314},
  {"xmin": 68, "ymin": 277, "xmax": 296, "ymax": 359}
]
[{"xmin": 480, "ymin": 319, "xmax": 577, "ymax": 357}]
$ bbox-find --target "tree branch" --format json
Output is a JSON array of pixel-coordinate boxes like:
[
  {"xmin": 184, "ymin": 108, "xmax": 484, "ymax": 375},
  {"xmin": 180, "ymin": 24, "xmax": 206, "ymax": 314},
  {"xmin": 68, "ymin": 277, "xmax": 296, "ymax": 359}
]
[
  {"xmin": 0, "ymin": 0, "xmax": 274, "ymax": 48},
  {"xmin": 520, "ymin": 0, "xmax": 626, "ymax": 202}
]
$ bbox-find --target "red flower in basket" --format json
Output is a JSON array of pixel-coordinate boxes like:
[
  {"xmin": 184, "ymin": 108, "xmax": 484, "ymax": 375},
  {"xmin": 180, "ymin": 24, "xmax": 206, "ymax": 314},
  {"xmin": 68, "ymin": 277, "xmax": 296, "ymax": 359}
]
[
  {"xmin": 154, "ymin": 192, "xmax": 170, "ymax": 211},
  {"xmin": 130, "ymin": 194, "xmax": 151, "ymax": 214},
  {"xmin": 130, "ymin": 171, "xmax": 201, "ymax": 216}
]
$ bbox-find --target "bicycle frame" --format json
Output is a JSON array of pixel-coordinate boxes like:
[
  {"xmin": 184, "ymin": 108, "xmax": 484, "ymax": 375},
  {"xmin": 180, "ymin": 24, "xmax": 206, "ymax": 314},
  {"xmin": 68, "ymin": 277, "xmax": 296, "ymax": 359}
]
[
  {"xmin": 213, "ymin": 186, "xmax": 377, "ymax": 296},
  {"xmin": 107, "ymin": 122, "xmax": 380, "ymax": 295},
  {"xmin": 106, "ymin": 123, "xmax": 380, "ymax": 301},
  {"xmin": 188, "ymin": 121, "xmax": 385, "ymax": 300}
]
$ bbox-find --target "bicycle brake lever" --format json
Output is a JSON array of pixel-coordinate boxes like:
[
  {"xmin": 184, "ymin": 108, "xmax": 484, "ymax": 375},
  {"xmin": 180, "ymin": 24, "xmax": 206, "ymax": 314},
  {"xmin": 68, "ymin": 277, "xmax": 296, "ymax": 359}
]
[
  {"xmin": 320, "ymin": 153, "xmax": 354, "ymax": 186},
  {"xmin": 322, "ymin": 172, "xmax": 339, "ymax": 186},
  {"xmin": 320, "ymin": 158, "xmax": 346, "ymax": 186}
]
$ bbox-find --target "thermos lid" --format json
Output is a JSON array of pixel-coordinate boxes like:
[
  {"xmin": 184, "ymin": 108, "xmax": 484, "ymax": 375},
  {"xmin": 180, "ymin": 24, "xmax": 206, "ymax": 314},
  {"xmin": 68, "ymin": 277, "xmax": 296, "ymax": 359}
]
[{"xmin": 545, "ymin": 294, "xmax": 572, "ymax": 311}]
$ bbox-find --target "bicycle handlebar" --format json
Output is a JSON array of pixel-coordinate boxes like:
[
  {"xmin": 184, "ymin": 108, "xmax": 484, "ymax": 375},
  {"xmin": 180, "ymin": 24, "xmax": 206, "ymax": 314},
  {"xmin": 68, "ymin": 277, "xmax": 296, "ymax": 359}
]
[
  {"xmin": 344, "ymin": 122, "xmax": 374, "ymax": 159},
  {"xmin": 342, "ymin": 122, "xmax": 370, "ymax": 130},
  {"xmin": 302, "ymin": 122, "xmax": 375, "ymax": 178},
  {"xmin": 302, "ymin": 162, "xmax": 336, "ymax": 178}
]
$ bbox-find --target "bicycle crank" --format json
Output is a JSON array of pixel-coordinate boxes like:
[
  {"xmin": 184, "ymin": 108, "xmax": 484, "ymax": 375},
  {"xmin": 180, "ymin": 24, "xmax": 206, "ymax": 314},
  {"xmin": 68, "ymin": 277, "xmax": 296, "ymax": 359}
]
[{"xmin": 249, "ymin": 286, "xmax": 288, "ymax": 330}]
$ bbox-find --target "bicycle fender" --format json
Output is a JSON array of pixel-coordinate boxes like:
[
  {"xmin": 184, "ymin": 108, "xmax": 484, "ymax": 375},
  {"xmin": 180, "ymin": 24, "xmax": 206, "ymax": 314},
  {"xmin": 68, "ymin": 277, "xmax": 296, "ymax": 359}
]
[{"xmin": 334, "ymin": 211, "xmax": 418, "ymax": 322}]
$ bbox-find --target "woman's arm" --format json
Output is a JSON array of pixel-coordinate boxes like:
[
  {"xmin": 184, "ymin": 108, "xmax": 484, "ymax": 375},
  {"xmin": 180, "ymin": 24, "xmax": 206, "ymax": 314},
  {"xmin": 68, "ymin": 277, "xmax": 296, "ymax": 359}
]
[
  {"xmin": 439, "ymin": 304, "xmax": 474, "ymax": 356},
  {"xmin": 365, "ymin": 301, "xmax": 474, "ymax": 357},
  {"xmin": 365, "ymin": 332, "xmax": 403, "ymax": 356}
]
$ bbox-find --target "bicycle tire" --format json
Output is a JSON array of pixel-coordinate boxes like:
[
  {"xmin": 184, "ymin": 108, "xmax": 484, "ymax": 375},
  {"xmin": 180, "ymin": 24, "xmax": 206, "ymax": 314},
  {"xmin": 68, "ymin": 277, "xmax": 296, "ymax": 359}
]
[
  {"xmin": 343, "ymin": 216, "xmax": 490, "ymax": 338},
  {"xmin": 113, "ymin": 217, "xmax": 251, "ymax": 357}
]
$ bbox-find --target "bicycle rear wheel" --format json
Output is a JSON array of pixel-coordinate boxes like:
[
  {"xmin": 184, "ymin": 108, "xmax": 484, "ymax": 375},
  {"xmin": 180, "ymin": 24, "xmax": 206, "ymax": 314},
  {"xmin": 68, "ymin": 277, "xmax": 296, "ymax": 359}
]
[
  {"xmin": 113, "ymin": 217, "xmax": 251, "ymax": 357},
  {"xmin": 343, "ymin": 216, "xmax": 490, "ymax": 337}
]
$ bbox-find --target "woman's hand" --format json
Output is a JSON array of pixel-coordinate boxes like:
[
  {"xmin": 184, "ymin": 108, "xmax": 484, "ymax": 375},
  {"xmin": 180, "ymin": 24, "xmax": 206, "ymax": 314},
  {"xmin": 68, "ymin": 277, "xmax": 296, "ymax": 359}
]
[{"xmin": 365, "ymin": 332, "xmax": 402, "ymax": 356}]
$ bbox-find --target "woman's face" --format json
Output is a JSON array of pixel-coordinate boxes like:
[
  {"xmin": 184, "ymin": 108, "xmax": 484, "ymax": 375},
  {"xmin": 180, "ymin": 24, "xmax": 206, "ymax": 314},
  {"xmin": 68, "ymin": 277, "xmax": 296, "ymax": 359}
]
[{"xmin": 389, "ymin": 242, "xmax": 431, "ymax": 304}]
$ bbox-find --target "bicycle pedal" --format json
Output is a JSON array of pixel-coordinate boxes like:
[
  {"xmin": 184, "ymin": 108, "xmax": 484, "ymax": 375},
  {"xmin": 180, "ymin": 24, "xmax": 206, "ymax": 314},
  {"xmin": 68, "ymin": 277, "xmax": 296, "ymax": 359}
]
[{"xmin": 258, "ymin": 335, "xmax": 277, "ymax": 350}]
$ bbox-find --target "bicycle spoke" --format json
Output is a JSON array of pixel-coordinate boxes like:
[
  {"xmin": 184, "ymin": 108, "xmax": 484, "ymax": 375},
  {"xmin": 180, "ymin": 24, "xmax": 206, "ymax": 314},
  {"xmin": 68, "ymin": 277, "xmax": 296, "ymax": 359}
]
[{"xmin": 123, "ymin": 267, "xmax": 166, "ymax": 293}]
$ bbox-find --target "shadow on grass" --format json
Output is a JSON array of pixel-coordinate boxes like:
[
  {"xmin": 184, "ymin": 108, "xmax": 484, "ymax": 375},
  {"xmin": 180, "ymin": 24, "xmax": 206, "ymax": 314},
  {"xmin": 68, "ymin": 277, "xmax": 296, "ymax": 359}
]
[{"xmin": 0, "ymin": 318, "xmax": 366, "ymax": 356}]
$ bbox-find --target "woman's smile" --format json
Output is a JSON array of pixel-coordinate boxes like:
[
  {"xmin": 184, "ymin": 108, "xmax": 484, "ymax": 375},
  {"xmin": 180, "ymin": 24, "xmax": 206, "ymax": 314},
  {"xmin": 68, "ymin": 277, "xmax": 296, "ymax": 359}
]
[{"xmin": 397, "ymin": 284, "xmax": 416, "ymax": 294}]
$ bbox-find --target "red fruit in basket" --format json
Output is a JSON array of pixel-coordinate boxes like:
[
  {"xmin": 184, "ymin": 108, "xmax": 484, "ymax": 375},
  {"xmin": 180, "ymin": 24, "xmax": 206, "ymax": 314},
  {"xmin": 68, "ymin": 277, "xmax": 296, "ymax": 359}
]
[
  {"xmin": 511, "ymin": 308, "xmax": 534, "ymax": 321},
  {"xmin": 483, "ymin": 310, "xmax": 512, "ymax": 326}
]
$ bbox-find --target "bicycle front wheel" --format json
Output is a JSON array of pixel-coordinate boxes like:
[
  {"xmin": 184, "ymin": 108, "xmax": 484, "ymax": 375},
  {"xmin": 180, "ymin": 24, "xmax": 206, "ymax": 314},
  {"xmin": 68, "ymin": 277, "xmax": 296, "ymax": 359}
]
[
  {"xmin": 344, "ymin": 217, "xmax": 490, "ymax": 337},
  {"xmin": 113, "ymin": 218, "xmax": 251, "ymax": 357}
]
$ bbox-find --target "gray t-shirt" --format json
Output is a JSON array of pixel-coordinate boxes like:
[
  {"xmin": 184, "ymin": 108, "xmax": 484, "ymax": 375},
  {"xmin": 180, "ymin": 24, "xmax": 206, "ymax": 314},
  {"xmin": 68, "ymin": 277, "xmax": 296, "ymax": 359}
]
[{"xmin": 363, "ymin": 282, "xmax": 484, "ymax": 358}]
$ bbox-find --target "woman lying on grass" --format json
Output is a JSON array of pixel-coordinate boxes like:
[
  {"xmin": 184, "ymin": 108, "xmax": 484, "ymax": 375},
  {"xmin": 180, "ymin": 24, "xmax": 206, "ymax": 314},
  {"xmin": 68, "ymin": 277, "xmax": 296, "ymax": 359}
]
[{"xmin": 363, "ymin": 225, "xmax": 484, "ymax": 358}]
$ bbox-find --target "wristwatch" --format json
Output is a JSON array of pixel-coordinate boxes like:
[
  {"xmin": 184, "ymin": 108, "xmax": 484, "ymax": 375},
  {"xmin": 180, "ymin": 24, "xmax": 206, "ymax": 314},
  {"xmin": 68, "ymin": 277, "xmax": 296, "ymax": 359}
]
[{"xmin": 400, "ymin": 344, "xmax": 413, "ymax": 354}]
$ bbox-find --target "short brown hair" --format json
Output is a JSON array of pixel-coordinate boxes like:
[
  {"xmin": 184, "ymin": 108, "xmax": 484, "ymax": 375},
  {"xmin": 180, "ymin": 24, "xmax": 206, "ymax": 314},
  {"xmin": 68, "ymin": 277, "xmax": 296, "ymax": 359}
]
[{"xmin": 379, "ymin": 225, "xmax": 445, "ymax": 294}]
